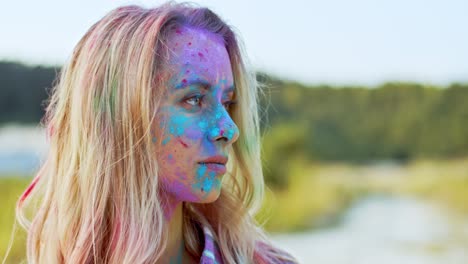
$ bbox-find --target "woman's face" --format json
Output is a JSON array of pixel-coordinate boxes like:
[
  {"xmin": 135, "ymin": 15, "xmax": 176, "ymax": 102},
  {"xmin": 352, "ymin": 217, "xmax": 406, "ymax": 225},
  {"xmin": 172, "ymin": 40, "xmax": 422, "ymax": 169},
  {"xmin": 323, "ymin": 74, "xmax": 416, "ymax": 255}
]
[{"xmin": 153, "ymin": 26, "xmax": 239, "ymax": 204}]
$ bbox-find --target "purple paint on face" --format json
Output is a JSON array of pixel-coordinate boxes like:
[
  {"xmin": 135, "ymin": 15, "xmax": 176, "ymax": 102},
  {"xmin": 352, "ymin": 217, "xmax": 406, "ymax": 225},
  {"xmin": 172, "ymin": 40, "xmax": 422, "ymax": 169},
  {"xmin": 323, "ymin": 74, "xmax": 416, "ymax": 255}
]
[
  {"xmin": 170, "ymin": 180, "xmax": 199, "ymax": 201},
  {"xmin": 153, "ymin": 26, "xmax": 239, "ymax": 205}
]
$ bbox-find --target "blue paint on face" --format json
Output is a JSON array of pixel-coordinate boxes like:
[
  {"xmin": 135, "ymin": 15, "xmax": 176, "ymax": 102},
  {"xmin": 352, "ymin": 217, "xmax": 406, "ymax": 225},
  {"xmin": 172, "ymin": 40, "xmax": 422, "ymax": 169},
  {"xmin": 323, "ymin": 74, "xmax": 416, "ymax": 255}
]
[
  {"xmin": 196, "ymin": 163, "xmax": 207, "ymax": 180},
  {"xmin": 224, "ymin": 127, "xmax": 235, "ymax": 141},
  {"xmin": 201, "ymin": 177, "xmax": 213, "ymax": 192},
  {"xmin": 168, "ymin": 114, "xmax": 190, "ymax": 136},
  {"xmin": 208, "ymin": 127, "xmax": 221, "ymax": 139},
  {"xmin": 162, "ymin": 137, "xmax": 171, "ymax": 145},
  {"xmin": 214, "ymin": 109, "xmax": 222, "ymax": 119},
  {"xmin": 198, "ymin": 120, "xmax": 208, "ymax": 130}
]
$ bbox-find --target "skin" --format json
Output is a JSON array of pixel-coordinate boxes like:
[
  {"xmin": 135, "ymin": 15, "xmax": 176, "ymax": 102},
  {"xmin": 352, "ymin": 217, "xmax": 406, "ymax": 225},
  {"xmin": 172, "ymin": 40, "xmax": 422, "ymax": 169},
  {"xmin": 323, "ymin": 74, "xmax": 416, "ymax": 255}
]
[{"xmin": 152, "ymin": 26, "xmax": 240, "ymax": 263}]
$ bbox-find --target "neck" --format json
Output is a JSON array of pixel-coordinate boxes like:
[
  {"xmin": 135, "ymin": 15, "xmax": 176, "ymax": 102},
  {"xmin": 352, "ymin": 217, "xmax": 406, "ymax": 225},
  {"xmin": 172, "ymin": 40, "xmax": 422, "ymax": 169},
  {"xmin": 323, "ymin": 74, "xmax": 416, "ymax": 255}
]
[{"xmin": 157, "ymin": 193, "xmax": 187, "ymax": 264}]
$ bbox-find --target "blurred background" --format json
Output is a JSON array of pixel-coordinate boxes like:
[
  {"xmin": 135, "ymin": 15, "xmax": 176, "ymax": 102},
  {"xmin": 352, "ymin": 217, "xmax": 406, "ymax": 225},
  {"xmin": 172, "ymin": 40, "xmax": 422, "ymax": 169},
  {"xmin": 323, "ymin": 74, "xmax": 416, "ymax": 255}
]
[{"xmin": 1, "ymin": 0, "xmax": 468, "ymax": 263}]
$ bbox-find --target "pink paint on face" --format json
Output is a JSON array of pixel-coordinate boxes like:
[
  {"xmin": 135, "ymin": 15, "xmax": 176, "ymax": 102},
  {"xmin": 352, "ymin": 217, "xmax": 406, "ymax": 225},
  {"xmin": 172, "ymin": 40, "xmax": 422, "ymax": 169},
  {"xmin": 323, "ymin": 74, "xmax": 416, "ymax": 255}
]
[{"xmin": 153, "ymin": 26, "xmax": 239, "ymax": 207}]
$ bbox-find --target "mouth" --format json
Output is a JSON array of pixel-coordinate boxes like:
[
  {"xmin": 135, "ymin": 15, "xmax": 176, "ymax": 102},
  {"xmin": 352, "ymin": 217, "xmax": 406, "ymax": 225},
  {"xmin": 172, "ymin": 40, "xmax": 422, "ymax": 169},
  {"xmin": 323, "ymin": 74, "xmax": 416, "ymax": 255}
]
[
  {"xmin": 197, "ymin": 162, "xmax": 227, "ymax": 174},
  {"xmin": 198, "ymin": 155, "xmax": 228, "ymax": 165},
  {"xmin": 198, "ymin": 155, "xmax": 228, "ymax": 174},
  {"xmin": 198, "ymin": 162, "xmax": 225, "ymax": 165}
]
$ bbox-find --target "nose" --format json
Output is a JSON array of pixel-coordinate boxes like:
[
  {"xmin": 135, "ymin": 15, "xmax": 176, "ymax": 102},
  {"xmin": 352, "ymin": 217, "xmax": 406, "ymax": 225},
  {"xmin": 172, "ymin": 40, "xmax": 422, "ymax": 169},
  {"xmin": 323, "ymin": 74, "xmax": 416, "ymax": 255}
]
[{"xmin": 207, "ymin": 108, "xmax": 239, "ymax": 144}]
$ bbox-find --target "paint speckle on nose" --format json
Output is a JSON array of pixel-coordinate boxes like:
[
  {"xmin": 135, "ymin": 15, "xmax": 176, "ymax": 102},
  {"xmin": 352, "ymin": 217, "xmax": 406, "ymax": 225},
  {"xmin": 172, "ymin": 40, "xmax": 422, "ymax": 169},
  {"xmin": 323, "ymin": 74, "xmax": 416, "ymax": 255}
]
[
  {"xmin": 225, "ymin": 129, "xmax": 235, "ymax": 141},
  {"xmin": 215, "ymin": 110, "xmax": 222, "ymax": 119},
  {"xmin": 209, "ymin": 128, "xmax": 221, "ymax": 139}
]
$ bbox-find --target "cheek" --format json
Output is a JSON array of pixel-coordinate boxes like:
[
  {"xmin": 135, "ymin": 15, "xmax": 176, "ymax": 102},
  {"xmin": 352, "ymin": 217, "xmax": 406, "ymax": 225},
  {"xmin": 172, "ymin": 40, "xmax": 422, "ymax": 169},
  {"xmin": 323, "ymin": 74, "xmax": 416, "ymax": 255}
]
[{"xmin": 160, "ymin": 109, "xmax": 206, "ymax": 144}]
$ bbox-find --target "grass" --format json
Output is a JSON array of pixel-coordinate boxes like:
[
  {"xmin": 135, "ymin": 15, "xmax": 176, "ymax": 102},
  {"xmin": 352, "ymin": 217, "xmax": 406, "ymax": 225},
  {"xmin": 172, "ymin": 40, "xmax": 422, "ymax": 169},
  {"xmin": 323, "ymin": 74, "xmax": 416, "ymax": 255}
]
[{"xmin": 0, "ymin": 176, "xmax": 30, "ymax": 263}]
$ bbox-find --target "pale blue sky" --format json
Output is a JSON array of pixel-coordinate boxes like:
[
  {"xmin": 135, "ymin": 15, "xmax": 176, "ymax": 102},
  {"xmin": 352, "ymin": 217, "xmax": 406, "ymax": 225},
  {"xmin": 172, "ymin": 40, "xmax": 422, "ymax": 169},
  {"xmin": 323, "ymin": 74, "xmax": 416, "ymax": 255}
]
[{"xmin": 0, "ymin": 0, "xmax": 467, "ymax": 85}]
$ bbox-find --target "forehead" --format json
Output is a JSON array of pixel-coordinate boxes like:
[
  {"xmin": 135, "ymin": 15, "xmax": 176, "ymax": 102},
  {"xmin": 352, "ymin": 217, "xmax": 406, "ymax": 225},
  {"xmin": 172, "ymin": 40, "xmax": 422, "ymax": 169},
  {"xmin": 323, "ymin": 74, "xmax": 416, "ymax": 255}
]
[{"xmin": 164, "ymin": 26, "xmax": 234, "ymax": 88}]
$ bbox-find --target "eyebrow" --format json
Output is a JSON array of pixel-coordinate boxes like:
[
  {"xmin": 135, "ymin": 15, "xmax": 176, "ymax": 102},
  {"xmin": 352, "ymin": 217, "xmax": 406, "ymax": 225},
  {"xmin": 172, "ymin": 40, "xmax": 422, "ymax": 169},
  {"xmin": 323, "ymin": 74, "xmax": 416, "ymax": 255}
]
[{"xmin": 174, "ymin": 79, "xmax": 235, "ymax": 93}]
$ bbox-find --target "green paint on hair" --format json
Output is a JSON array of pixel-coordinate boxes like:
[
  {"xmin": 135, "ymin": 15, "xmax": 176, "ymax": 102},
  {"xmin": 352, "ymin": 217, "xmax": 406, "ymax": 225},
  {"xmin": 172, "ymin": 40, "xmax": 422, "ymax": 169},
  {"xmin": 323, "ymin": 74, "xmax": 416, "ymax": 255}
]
[{"xmin": 93, "ymin": 77, "xmax": 118, "ymax": 122}]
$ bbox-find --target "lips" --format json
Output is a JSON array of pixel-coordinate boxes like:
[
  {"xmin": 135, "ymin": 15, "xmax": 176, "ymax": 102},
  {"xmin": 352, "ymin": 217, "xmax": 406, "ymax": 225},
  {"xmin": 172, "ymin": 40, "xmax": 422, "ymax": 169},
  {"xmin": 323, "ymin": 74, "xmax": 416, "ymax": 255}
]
[
  {"xmin": 198, "ymin": 155, "xmax": 228, "ymax": 174},
  {"xmin": 198, "ymin": 155, "xmax": 228, "ymax": 165}
]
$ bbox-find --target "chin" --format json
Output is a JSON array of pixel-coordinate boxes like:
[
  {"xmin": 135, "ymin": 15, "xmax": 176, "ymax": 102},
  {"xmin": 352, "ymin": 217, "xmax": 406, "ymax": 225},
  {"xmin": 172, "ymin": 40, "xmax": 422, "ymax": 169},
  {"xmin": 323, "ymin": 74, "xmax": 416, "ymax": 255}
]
[{"xmin": 194, "ymin": 188, "xmax": 222, "ymax": 203}]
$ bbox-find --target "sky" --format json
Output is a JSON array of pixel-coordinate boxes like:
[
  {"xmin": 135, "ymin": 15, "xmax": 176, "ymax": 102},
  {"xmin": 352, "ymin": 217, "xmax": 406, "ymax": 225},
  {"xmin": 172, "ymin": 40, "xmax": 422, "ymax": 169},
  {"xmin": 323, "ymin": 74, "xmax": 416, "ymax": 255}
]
[{"xmin": 0, "ymin": 0, "xmax": 467, "ymax": 86}]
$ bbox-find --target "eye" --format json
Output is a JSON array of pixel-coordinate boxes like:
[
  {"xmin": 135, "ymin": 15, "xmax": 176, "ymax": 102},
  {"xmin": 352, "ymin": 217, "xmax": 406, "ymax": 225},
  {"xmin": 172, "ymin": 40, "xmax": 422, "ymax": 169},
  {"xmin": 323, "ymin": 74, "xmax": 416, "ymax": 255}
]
[
  {"xmin": 223, "ymin": 100, "xmax": 238, "ymax": 111},
  {"xmin": 184, "ymin": 94, "xmax": 204, "ymax": 107}
]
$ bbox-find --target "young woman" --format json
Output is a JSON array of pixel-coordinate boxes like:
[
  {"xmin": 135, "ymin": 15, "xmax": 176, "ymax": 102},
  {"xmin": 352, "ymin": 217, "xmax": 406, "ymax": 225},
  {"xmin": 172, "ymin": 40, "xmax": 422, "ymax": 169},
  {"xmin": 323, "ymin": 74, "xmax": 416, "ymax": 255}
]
[{"xmin": 15, "ymin": 2, "xmax": 297, "ymax": 263}]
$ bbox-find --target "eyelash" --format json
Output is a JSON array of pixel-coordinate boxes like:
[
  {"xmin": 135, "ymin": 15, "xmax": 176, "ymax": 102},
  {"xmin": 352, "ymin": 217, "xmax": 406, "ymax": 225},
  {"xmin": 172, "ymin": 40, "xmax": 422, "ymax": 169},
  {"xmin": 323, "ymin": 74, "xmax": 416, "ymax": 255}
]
[{"xmin": 183, "ymin": 95, "xmax": 237, "ymax": 111}]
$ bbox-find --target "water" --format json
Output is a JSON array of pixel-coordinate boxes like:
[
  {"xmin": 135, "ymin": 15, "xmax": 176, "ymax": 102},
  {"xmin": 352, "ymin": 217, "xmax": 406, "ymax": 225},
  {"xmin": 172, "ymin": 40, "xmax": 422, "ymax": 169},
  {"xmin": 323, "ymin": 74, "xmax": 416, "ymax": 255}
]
[
  {"xmin": 272, "ymin": 196, "xmax": 468, "ymax": 264},
  {"xmin": 0, "ymin": 125, "xmax": 47, "ymax": 175}
]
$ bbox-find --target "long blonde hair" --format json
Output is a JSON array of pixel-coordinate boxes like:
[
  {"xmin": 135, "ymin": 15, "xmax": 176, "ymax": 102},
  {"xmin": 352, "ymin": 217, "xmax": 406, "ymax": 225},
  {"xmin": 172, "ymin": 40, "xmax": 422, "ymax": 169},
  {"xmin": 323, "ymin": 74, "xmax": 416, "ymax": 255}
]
[{"xmin": 14, "ymin": 3, "xmax": 296, "ymax": 263}]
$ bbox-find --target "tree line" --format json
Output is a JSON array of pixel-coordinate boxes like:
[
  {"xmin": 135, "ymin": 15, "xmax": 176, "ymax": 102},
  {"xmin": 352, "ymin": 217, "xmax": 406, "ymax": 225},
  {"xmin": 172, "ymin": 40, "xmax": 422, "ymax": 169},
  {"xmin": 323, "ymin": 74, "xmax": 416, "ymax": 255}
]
[{"xmin": 1, "ymin": 61, "xmax": 467, "ymax": 165}]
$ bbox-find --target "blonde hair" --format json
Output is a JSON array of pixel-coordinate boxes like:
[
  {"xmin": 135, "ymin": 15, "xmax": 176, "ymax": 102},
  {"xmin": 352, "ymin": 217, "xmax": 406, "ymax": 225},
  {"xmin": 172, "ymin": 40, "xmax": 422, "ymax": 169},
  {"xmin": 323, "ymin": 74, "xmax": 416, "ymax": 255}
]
[{"xmin": 13, "ymin": 2, "xmax": 296, "ymax": 263}]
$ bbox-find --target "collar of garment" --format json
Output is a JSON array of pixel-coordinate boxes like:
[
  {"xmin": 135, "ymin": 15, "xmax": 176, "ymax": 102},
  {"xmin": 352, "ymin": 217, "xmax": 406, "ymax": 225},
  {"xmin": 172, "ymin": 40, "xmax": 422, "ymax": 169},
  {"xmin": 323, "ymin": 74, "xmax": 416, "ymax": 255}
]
[{"xmin": 200, "ymin": 225, "xmax": 223, "ymax": 264}]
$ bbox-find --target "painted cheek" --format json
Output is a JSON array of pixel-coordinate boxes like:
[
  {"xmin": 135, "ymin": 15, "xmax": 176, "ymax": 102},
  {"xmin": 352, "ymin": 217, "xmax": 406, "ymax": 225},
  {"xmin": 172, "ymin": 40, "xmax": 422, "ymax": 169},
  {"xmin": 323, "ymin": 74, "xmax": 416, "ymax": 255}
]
[
  {"xmin": 184, "ymin": 122, "xmax": 205, "ymax": 141},
  {"xmin": 160, "ymin": 108, "xmax": 190, "ymax": 145},
  {"xmin": 168, "ymin": 114, "xmax": 189, "ymax": 137},
  {"xmin": 163, "ymin": 108, "xmax": 208, "ymax": 146},
  {"xmin": 175, "ymin": 170, "xmax": 187, "ymax": 181},
  {"xmin": 167, "ymin": 154, "xmax": 175, "ymax": 164}
]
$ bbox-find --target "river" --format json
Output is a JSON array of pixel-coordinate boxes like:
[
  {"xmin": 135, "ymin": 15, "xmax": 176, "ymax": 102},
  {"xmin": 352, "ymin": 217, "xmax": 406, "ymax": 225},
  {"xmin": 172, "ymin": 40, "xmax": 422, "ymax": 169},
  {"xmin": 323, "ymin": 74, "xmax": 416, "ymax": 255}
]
[
  {"xmin": 0, "ymin": 125, "xmax": 47, "ymax": 175},
  {"xmin": 273, "ymin": 196, "xmax": 468, "ymax": 264}
]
